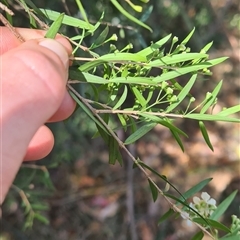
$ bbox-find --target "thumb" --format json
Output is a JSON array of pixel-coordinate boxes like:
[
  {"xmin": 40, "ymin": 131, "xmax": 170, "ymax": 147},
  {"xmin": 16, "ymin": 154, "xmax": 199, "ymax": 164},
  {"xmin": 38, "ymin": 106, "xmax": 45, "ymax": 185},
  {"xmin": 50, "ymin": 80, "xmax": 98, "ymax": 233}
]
[{"xmin": 0, "ymin": 38, "xmax": 69, "ymax": 203}]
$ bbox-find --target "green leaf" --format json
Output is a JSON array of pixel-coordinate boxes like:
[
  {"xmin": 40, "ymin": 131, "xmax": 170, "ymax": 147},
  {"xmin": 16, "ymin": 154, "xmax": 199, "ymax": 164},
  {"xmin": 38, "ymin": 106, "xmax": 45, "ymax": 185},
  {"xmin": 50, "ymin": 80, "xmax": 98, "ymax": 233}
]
[
  {"xmin": 166, "ymin": 74, "xmax": 197, "ymax": 113},
  {"xmin": 117, "ymin": 114, "xmax": 127, "ymax": 131},
  {"xmin": 220, "ymin": 235, "xmax": 240, "ymax": 240},
  {"xmin": 201, "ymin": 41, "xmax": 214, "ymax": 53},
  {"xmin": 181, "ymin": 178, "xmax": 212, "ymax": 201},
  {"xmin": 110, "ymin": 0, "xmax": 152, "ymax": 32},
  {"xmin": 201, "ymin": 80, "xmax": 223, "ymax": 114},
  {"xmin": 75, "ymin": 0, "xmax": 91, "ymax": 27},
  {"xmin": 199, "ymin": 121, "xmax": 214, "ymax": 151},
  {"xmin": 109, "ymin": 76, "xmax": 155, "ymax": 85},
  {"xmin": 181, "ymin": 28, "xmax": 195, "ymax": 45},
  {"xmin": 158, "ymin": 208, "xmax": 175, "ymax": 224},
  {"xmin": 191, "ymin": 231, "xmax": 204, "ymax": 240},
  {"xmin": 109, "ymin": 136, "xmax": 118, "ymax": 165},
  {"xmin": 170, "ymin": 130, "xmax": 184, "ymax": 151},
  {"xmin": 113, "ymin": 86, "xmax": 128, "ymax": 109},
  {"xmin": 148, "ymin": 180, "xmax": 158, "ymax": 202},
  {"xmin": 149, "ymin": 53, "xmax": 208, "ymax": 67},
  {"xmin": 91, "ymin": 26, "xmax": 109, "ymax": 48},
  {"xmin": 79, "ymin": 53, "xmax": 147, "ymax": 72},
  {"xmin": 193, "ymin": 218, "xmax": 231, "ymax": 233},
  {"xmin": 138, "ymin": 34, "xmax": 172, "ymax": 56},
  {"xmin": 31, "ymin": 203, "xmax": 49, "ymax": 211},
  {"xmin": 132, "ymin": 87, "xmax": 146, "ymax": 107},
  {"xmin": 210, "ymin": 190, "xmax": 238, "ymax": 221},
  {"xmin": 96, "ymin": 124, "xmax": 110, "ymax": 144},
  {"xmin": 45, "ymin": 13, "xmax": 64, "ymax": 39},
  {"xmin": 69, "ymin": 91, "xmax": 108, "ymax": 131},
  {"xmin": 126, "ymin": 0, "xmax": 143, "ymax": 12},
  {"xmin": 40, "ymin": 9, "xmax": 94, "ymax": 30},
  {"xmin": 217, "ymin": 105, "xmax": 240, "ymax": 116},
  {"xmin": 153, "ymin": 57, "xmax": 228, "ymax": 82},
  {"xmin": 69, "ymin": 69, "xmax": 108, "ymax": 84},
  {"xmin": 139, "ymin": 114, "xmax": 188, "ymax": 137},
  {"xmin": 116, "ymin": 150, "xmax": 123, "ymax": 166},
  {"xmin": 137, "ymin": 161, "xmax": 186, "ymax": 200},
  {"xmin": 124, "ymin": 122, "xmax": 157, "ymax": 144},
  {"xmin": 34, "ymin": 213, "xmax": 49, "ymax": 225},
  {"xmin": 184, "ymin": 113, "xmax": 240, "ymax": 123}
]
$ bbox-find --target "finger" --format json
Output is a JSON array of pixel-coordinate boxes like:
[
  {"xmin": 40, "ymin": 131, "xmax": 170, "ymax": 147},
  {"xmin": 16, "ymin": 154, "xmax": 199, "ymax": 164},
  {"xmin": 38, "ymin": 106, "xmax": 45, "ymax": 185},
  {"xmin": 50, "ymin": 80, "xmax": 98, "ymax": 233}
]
[
  {"xmin": 48, "ymin": 89, "xmax": 76, "ymax": 122},
  {"xmin": 0, "ymin": 38, "xmax": 69, "ymax": 203},
  {"xmin": 0, "ymin": 27, "xmax": 72, "ymax": 55},
  {"xmin": 24, "ymin": 126, "xmax": 54, "ymax": 161}
]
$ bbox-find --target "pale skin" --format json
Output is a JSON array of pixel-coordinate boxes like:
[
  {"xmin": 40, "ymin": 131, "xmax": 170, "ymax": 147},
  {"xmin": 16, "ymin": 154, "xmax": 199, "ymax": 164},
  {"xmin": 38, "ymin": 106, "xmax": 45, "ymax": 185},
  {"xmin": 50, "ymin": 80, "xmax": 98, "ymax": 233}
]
[{"xmin": 0, "ymin": 27, "xmax": 76, "ymax": 204}]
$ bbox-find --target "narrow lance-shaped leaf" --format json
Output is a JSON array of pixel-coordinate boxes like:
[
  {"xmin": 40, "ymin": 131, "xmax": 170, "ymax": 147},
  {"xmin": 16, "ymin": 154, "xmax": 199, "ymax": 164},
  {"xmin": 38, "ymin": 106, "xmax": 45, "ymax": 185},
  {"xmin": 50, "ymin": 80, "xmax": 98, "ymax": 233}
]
[
  {"xmin": 117, "ymin": 114, "xmax": 127, "ymax": 131},
  {"xmin": 110, "ymin": 0, "xmax": 152, "ymax": 32},
  {"xmin": 191, "ymin": 231, "xmax": 204, "ymax": 240},
  {"xmin": 148, "ymin": 180, "xmax": 158, "ymax": 202},
  {"xmin": 181, "ymin": 178, "xmax": 212, "ymax": 202},
  {"xmin": 193, "ymin": 218, "xmax": 231, "ymax": 233},
  {"xmin": 170, "ymin": 129, "xmax": 184, "ymax": 152},
  {"xmin": 185, "ymin": 113, "xmax": 240, "ymax": 123},
  {"xmin": 75, "ymin": 0, "xmax": 91, "ymax": 27},
  {"xmin": 139, "ymin": 113, "xmax": 188, "ymax": 137},
  {"xmin": 149, "ymin": 53, "xmax": 208, "ymax": 67},
  {"xmin": 220, "ymin": 236, "xmax": 240, "ymax": 240},
  {"xmin": 79, "ymin": 53, "xmax": 147, "ymax": 72},
  {"xmin": 113, "ymin": 85, "xmax": 128, "ymax": 110},
  {"xmin": 132, "ymin": 87, "xmax": 147, "ymax": 107},
  {"xmin": 199, "ymin": 121, "xmax": 214, "ymax": 151},
  {"xmin": 124, "ymin": 122, "xmax": 157, "ymax": 145},
  {"xmin": 45, "ymin": 13, "xmax": 64, "ymax": 39},
  {"xmin": 69, "ymin": 91, "xmax": 109, "ymax": 132},
  {"xmin": 166, "ymin": 74, "xmax": 197, "ymax": 113},
  {"xmin": 34, "ymin": 213, "xmax": 50, "ymax": 225},
  {"xmin": 201, "ymin": 80, "xmax": 222, "ymax": 114},
  {"xmin": 137, "ymin": 161, "xmax": 186, "ymax": 200},
  {"xmin": 217, "ymin": 105, "xmax": 240, "ymax": 116},
  {"xmin": 153, "ymin": 57, "xmax": 228, "ymax": 83},
  {"xmin": 108, "ymin": 136, "xmax": 118, "ymax": 165},
  {"xmin": 201, "ymin": 41, "xmax": 213, "ymax": 53},
  {"xmin": 40, "ymin": 9, "xmax": 94, "ymax": 30},
  {"xmin": 91, "ymin": 26, "xmax": 109, "ymax": 49},
  {"xmin": 210, "ymin": 190, "xmax": 238, "ymax": 221},
  {"xmin": 181, "ymin": 27, "xmax": 195, "ymax": 45},
  {"xmin": 138, "ymin": 34, "xmax": 172, "ymax": 56}
]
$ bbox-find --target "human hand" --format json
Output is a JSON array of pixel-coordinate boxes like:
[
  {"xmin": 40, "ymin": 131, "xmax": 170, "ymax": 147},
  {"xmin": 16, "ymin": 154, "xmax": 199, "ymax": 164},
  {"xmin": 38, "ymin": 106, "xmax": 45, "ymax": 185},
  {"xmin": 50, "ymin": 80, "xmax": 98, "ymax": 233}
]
[{"xmin": 0, "ymin": 27, "xmax": 76, "ymax": 204}]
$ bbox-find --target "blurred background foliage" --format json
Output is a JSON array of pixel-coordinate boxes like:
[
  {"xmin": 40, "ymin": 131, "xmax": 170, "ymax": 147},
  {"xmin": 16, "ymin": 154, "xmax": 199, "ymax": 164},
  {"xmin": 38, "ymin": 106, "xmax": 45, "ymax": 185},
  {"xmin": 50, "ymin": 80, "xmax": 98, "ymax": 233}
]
[{"xmin": 1, "ymin": 0, "xmax": 240, "ymax": 239}]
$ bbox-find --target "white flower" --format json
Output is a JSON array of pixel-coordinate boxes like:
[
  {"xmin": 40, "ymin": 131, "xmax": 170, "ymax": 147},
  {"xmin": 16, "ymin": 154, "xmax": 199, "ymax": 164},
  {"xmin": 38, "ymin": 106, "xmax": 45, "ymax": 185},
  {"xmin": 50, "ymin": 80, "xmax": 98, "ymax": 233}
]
[{"xmin": 190, "ymin": 192, "xmax": 217, "ymax": 218}]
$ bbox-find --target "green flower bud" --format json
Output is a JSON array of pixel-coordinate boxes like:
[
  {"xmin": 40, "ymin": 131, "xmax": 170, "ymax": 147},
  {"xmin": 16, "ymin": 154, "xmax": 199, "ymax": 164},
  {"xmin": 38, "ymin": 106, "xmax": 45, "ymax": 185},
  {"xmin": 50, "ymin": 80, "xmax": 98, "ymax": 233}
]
[
  {"xmin": 190, "ymin": 97, "xmax": 196, "ymax": 102},
  {"xmin": 206, "ymin": 92, "xmax": 212, "ymax": 100},
  {"xmin": 170, "ymin": 95, "xmax": 178, "ymax": 102},
  {"xmin": 166, "ymin": 87, "xmax": 173, "ymax": 95},
  {"xmin": 161, "ymin": 81, "xmax": 168, "ymax": 89},
  {"xmin": 172, "ymin": 36, "xmax": 178, "ymax": 43}
]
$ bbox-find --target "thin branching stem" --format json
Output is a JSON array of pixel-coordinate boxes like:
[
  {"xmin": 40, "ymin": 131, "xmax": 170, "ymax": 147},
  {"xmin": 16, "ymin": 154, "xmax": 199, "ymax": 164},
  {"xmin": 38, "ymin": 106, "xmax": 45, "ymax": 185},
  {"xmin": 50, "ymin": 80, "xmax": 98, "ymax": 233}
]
[{"xmin": 67, "ymin": 83, "xmax": 215, "ymax": 239}]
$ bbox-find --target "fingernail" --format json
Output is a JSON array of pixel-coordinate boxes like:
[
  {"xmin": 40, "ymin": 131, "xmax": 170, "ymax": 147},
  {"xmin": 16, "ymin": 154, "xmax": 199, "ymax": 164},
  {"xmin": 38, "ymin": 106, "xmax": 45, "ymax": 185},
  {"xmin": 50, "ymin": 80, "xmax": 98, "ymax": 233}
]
[{"xmin": 39, "ymin": 39, "xmax": 69, "ymax": 69}]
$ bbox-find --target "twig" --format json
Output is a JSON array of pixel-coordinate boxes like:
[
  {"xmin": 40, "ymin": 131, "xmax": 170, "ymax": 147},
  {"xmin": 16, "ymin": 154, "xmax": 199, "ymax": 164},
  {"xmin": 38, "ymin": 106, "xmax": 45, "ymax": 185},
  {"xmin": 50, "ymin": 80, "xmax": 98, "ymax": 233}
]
[
  {"xmin": 0, "ymin": 3, "xmax": 14, "ymax": 15},
  {"xmin": 14, "ymin": 0, "xmax": 48, "ymax": 30},
  {"xmin": 67, "ymin": 83, "xmax": 215, "ymax": 239},
  {"xmin": 11, "ymin": 184, "xmax": 32, "ymax": 210},
  {"xmin": 0, "ymin": 13, "xmax": 25, "ymax": 42},
  {"xmin": 95, "ymin": 109, "xmax": 183, "ymax": 119}
]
